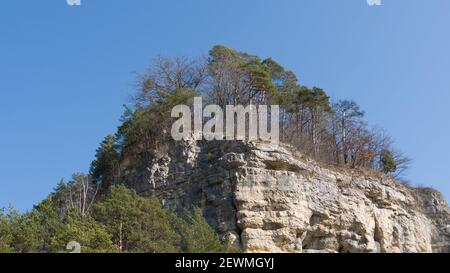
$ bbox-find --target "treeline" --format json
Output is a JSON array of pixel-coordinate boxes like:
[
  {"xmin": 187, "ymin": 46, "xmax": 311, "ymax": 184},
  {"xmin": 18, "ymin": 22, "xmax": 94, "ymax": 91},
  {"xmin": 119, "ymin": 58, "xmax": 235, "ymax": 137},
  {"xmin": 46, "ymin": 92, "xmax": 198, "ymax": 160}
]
[
  {"xmin": 0, "ymin": 178, "xmax": 236, "ymax": 253},
  {"xmin": 89, "ymin": 45, "xmax": 410, "ymax": 193}
]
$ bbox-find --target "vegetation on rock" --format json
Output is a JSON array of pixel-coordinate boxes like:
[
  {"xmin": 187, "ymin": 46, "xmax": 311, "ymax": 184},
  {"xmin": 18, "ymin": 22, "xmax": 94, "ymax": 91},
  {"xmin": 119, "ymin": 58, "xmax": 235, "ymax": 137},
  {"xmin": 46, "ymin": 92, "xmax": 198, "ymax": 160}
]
[{"xmin": 0, "ymin": 46, "xmax": 417, "ymax": 253}]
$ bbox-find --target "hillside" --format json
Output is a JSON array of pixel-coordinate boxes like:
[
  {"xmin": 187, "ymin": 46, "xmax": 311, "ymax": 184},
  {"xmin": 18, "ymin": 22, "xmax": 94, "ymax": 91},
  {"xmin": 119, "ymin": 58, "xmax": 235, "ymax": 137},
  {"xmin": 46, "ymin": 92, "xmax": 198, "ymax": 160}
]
[
  {"xmin": 120, "ymin": 139, "xmax": 449, "ymax": 253},
  {"xmin": 2, "ymin": 46, "xmax": 448, "ymax": 254}
]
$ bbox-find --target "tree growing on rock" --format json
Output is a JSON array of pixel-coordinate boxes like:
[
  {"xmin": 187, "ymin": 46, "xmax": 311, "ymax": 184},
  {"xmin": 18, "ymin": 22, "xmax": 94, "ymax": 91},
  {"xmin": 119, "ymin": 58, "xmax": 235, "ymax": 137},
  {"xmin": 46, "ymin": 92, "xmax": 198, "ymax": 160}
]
[{"xmin": 380, "ymin": 149, "xmax": 397, "ymax": 174}]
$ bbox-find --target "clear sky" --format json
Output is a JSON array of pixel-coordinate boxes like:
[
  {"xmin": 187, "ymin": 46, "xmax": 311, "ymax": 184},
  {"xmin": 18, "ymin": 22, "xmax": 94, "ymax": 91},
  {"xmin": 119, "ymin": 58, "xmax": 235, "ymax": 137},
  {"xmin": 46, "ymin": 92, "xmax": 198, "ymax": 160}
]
[{"xmin": 1, "ymin": 0, "xmax": 449, "ymax": 211}]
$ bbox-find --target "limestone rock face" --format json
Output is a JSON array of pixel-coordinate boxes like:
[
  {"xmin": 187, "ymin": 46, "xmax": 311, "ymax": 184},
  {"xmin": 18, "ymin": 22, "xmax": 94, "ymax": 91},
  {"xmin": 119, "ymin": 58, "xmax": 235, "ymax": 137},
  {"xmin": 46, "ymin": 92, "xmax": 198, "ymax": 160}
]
[{"xmin": 122, "ymin": 140, "xmax": 449, "ymax": 253}]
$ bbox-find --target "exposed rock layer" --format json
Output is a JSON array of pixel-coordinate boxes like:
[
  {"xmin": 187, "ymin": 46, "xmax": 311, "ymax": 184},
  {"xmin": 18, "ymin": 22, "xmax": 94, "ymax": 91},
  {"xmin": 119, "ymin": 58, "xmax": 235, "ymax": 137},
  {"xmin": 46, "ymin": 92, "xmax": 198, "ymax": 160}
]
[{"xmin": 122, "ymin": 140, "xmax": 449, "ymax": 253}]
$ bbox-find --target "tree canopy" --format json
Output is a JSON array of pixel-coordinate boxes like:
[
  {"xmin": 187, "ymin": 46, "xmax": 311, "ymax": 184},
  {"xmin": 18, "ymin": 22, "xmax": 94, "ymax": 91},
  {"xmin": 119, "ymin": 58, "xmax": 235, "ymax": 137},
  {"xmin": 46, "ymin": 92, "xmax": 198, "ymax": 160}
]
[{"xmin": 0, "ymin": 185, "xmax": 235, "ymax": 253}]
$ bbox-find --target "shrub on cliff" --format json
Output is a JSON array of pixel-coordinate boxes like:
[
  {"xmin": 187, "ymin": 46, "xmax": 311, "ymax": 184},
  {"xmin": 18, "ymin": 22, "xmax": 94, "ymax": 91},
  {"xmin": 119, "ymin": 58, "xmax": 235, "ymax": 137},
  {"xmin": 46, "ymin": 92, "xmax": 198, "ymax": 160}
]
[{"xmin": 180, "ymin": 207, "xmax": 240, "ymax": 253}]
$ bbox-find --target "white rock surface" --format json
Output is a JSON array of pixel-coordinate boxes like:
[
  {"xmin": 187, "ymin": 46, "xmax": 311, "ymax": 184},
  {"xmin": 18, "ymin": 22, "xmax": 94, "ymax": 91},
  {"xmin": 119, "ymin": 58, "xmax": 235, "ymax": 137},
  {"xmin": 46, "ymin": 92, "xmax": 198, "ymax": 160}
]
[{"xmin": 122, "ymin": 140, "xmax": 449, "ymax": 253}]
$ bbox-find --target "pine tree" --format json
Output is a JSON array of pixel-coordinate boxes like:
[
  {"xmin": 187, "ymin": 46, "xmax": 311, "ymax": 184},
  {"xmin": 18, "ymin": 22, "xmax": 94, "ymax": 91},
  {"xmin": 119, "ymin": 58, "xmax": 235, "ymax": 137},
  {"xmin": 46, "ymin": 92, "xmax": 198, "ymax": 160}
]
[
  {"xmin": 8, "ymin": 209, "xmax": 42, "ymax": 253},
  {"xmin": 380, "ymin": 149, "xmax": 398, "ymax": 174},
  {"xmin": 90, "ymin": 135, "xmax": 120, "ymax": 191},
  {"xmin": 180, "ymin": 207, "xmax": 239, "ymax": 253},
  {"xmin": 0, "ymin": 210, "xmax": 13, "ymax": 252},
  {"xmin": 93, "ymin": 185, "xmax": 181, "ymax": 252},
  {"xmin": 50, "ymin": 208, "xmax": 116, "ymax": 253}
]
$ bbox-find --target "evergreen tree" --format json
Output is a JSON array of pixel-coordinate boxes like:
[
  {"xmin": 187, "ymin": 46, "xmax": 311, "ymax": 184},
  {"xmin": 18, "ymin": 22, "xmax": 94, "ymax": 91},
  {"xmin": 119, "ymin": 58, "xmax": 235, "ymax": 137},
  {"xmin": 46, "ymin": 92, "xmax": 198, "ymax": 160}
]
[
  {"xmin": 54, "ymin": 174, "xmax": 99, "ymax": 217},
  {"xmin": 50, "ymin": 208, "xmax": 116, "ymax": 253},
  {"xmin": 180, "ymin": 207, "xmax": 239, "ymax": 253},
  {"xmin": 8, "ymin": 209, "xmax": 42, "ymax": 253},
  {"xmin": 380, "ymin": 149, "xmax": 398, "ymax": 174},
  {"xmin": 208, "ymin": 45, "xmax": 275, "ymax": 106},
  {"xmin": 0, "ymin": 210, "xmax": 12, "ymax": 253},
  {"xmin": 93, "ymin": 185, "xmax": 181, "ymax": 252},
  {"xmin": 27, "ymin": 195, "xmax": 64, "ymax": 252},
  {"xmin": 90, "ymin": 135, "xmax": 120, "ymax": 190}
]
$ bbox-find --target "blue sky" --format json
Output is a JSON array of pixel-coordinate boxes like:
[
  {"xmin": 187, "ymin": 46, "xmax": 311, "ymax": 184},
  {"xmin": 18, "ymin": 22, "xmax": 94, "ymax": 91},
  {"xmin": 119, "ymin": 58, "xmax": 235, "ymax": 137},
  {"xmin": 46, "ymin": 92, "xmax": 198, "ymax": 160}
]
[{"xmin": 0, "ymin": 0, "xmax": 449, "ymax": 211}]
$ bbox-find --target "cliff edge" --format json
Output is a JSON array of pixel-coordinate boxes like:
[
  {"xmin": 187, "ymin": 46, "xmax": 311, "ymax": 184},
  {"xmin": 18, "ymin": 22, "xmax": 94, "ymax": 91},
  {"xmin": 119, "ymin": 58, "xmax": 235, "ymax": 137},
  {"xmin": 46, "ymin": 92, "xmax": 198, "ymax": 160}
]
[{"xmin": 121, "ymin": 140, "xmax": 449, "ymax": 253}]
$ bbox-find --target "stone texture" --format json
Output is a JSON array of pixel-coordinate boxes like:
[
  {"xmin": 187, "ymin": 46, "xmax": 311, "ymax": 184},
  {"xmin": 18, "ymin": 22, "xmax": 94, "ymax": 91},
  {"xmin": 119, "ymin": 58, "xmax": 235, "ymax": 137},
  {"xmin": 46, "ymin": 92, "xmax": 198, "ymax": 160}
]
[{"xmin": 121, "ymin": 140, "xmax": 450, "ymax": 253}]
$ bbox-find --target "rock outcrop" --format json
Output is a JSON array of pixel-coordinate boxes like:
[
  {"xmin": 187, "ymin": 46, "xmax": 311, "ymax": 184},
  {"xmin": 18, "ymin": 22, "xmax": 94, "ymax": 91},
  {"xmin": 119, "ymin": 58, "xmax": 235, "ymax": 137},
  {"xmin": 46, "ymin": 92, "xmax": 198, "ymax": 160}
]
[{"xmin": 122, "ymin": 140, "xmax": 450, "ymax": 253}]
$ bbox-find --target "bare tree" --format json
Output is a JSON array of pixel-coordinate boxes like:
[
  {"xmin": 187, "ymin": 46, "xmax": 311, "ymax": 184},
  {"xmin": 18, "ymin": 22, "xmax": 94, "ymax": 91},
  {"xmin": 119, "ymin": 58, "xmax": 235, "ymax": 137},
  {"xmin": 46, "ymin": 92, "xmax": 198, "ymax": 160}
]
[
  {"xmin": 134, "ymin": 55, "xmax": 208, "ymax": 108},
  {"xmin": 55, "ymin": 173, "xmax": 99, "ymax": 217},
  {"xmin": 391, "ymin": 149, "xmax": 412, "ymax": 179},
  {"xmin": 332, "ymin": 100, "xmax": 365, "ymax": 164}
]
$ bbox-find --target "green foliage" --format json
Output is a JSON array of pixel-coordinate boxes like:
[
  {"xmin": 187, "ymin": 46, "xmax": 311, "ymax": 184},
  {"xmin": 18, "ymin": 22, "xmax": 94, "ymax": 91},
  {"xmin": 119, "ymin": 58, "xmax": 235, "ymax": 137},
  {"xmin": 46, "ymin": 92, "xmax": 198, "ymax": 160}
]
[
  {"xmin": 306, "ymin": 87, "xmax": 332, "ymax": 113},
  {"xmin": 208, "ymin": 45, "xmax": 276, "ymax": 105},
  {"xmin": 53, "ymin": 173, "xmax": 99, "ymax": 217},
  {"xmin": 262, "ymin": 58, "xmax": 298, "ymax": 107},
  {"xmin": 7, "ymin": 209, "xmax": 42, "ymax": 253},
  {"xmin": 50, "ymin": 209, "xmax": 116, "ymax": 253},
  {"xmin": 1, "ymin": 195, "xmax": 115, "ymax": 253},
  {"xmin": 1, "ymin": 184, "xmax": 234, "ymax": 253},
  {"xmin": 380, "ymin": 149, "xmax": 398, "ymax": 174},
  {"xmin": 116, "ymin": 88, "xmax": 197, "ymax": 162},
  {"xmin": 5, "ymin": 195, "xmax": 66, "ymax": 253},
  {"xmin": 93, "ymin": 185, "xmax": 181, "ymax": 252},
  {"xmin": 0, "ymin": 210, "xmax": 13, "ymax": 253},
  {"xmin": 291, "ymin": 86, "xmax": 332, "ymax": 114},
  {"xmin": 92, "ymin": 186, "xmax": 238, "ymax": 253},
  {"xmin": 90, "ymin": 134, "xmax": 120, "ymax": 190},
  {"xmin": 28, "ymin": 195, "xmax": 65, "ymax": 252},
  {"xmin": 180, "ymin": 207, "xmax": 239, "ymax": 253}
]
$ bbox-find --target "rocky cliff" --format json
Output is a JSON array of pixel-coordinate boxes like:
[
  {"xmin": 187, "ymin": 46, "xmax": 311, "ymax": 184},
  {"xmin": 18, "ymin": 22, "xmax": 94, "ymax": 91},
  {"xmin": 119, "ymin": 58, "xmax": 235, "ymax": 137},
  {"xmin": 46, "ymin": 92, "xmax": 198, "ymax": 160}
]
[{"xmin": 122, "ymin": 140, "xmax": 449, "ymax": 253}]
